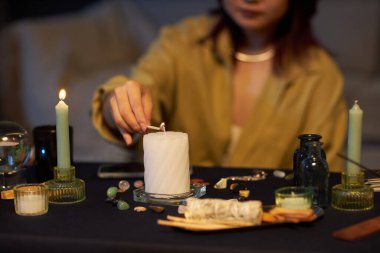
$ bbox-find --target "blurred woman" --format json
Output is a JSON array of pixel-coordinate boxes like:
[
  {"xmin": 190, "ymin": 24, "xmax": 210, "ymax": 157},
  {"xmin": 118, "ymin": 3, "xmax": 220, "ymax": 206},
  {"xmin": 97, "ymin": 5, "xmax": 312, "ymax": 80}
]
[{"xmin": 92, "ymin": 0, "xmax": 347, "ymax": 171}]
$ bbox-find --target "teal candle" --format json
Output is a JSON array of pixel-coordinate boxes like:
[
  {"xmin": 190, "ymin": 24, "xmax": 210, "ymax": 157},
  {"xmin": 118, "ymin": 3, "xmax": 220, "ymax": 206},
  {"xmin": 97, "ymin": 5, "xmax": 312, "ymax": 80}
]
[
  {"xmin": 347, "ymin": 100, "xmax": 363, "ymax": 175},
  {"xmin": 55, "ymin": 89, "xmax": 71, "ymax": 169}
]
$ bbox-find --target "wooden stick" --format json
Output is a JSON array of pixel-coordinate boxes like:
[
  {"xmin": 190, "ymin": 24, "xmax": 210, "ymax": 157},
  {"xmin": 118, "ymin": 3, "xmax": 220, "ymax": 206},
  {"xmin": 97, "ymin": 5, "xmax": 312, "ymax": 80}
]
[
  {"xmin": 166, "ymin": 215, "xmax": 257, "ymax": 227},
  {"xmin": 157, "ymin": 219, "xmax": 241, "ymax": 231}
]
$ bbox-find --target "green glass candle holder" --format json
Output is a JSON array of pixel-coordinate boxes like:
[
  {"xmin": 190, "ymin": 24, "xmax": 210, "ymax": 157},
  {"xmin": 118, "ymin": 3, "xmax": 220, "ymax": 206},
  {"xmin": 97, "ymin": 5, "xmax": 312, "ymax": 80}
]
[
  {"xmin": 44, "ymin": 166, "xmax": 86, "ymax": 204},
  {"xmin": 331, "ymin": 171, "xmax": 374, "ymax": 211}
]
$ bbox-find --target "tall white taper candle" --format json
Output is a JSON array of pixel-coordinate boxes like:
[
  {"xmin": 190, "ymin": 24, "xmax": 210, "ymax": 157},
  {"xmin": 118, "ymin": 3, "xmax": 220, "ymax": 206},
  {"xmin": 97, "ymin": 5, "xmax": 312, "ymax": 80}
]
[
  {"xmin": 55, "ymin": 89, "xmax": 71, "ymax": 169},
  {"xmin": 347, "ymin": 100, "xmax": 363, "ymax": 175}
]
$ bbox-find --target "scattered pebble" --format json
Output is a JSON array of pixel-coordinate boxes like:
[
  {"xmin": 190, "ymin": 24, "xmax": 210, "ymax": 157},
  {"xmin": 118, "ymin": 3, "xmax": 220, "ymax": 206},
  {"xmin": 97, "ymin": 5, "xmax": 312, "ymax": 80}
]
[
  {"xmin": 134, "ymin": 206, "xmax": 147, "ymax": 212},
  {"xmin": 285, "ymin": 173, "xmax": 294, "ymax": 181},
  {"xmin": 229, "ymin": 183, "xmax": 239, "ymax": 191},
  {"xmin": 106, "ymin": 186, "xmax": 119, "ymax": 198},
  {"xmin": 214, "ymin": 178, "xmax": 227, "ymax": 189},
  {"xmin": 117, "ymin": 200, "xmax": 130, "ymax": 210},
  {"xmin": 148, "ymin": 205, "xmax": 165, "ymax": 213},
  {"xmin": 190, "ymin": 178, "xmax": 204, "ymax": 183},
  {"xmin": 239, "ymin": 190, "xmax": 250, "ymax": 198},
  {"xmin": 190, "ymin": 178, "xmax": 209, "ymax": 186},
  {"xmin": 118, "ymin": 180, "xmax": 130, "ymax": 192},
  {"xmin": 273, "ymin": 170, "xmax": 286, "ymax": 178},
  {"xmin": 134, "ymin": 180, "xmax": 144, "ymax": 188}
]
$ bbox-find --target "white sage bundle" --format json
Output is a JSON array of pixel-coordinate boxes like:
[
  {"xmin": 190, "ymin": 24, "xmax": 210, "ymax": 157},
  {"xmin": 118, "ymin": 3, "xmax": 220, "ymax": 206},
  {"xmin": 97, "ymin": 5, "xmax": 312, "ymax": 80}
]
[{"xmin": 178, "ymin": 198, "xmax": 262, "ymax": 225}]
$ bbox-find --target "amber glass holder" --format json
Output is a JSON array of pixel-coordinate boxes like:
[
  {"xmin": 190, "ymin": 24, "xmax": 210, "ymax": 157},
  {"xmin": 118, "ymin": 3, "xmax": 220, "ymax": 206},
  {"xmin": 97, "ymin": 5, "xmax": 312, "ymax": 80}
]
[{"xmin": 331, "ymin": 171, "xmax": 374, "ymax": 211}]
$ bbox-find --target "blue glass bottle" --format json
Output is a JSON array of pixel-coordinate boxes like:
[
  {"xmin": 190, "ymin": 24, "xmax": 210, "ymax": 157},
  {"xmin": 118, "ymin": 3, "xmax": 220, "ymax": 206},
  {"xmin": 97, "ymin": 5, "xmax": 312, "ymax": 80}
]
[
  {"xmin": 293, "ymin": 134, "xmax": 323, "ymax": 186},
  {"xmin": 299, "ymin": 141, "xmax": 329, "ymax": 208}
]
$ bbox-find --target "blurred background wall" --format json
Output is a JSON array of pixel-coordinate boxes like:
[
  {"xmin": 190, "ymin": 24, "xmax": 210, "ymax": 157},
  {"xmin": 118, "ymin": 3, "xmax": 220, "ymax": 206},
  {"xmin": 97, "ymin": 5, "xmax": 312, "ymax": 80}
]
[{"xmin": 0, "ymin": 0, "xmax": 379, "ymax": 169}]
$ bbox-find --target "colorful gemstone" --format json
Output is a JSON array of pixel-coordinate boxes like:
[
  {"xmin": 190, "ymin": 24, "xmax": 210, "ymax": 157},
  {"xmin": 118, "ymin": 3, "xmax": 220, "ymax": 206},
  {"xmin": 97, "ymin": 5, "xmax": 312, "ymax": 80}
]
[
  {"xmin": 134, "ymin": 206, "xmax": 147, "ymax": 212},
  {"xmin": 134, "ymin": 180, "xmax": 144, "ymax": 188},
  {"xmin": 239, "ymin": 189, "xmax": 250, "ymax": 198},
  {"xmin": 106, "ymin": 186, "xmax": 119, "ymax": 198},
  {"xmin": 117, "ymin": 200, "xmax": 130, "ymax": 210},
  {"xmin": 148, "ymin": 205, "xmax": 165, "ymax": 213},
  {"xmin": 213, "ymin": 178, "xmax": 227, "ymax": 189},
  {"xmin": 285, "ymin": 173, "xmax": 294, "ymax": 181},
  {"xmin": 118, "ymin": 180, "xmax": 130, "ymax": 192},
  {"xmin": 273, "ymin": 170, "xmax": 286, "ymax": 178},
  {"xmin": 190, "ymin": 178, "xmax": 204, "ymax": 183}
]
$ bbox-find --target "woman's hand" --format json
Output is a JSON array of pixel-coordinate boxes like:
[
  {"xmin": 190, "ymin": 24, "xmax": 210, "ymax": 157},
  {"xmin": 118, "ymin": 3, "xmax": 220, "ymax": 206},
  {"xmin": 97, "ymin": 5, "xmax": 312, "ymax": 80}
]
[{"xmin": 105, "ymin": 80, "xmax": 153, "ymax": 145}]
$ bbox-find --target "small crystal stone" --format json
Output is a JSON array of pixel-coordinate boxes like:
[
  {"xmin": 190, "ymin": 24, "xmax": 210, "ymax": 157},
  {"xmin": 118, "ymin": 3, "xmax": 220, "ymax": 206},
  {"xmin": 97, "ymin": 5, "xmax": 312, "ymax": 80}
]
[
  {"xmin": 134, "ymin": 206, "xmax": 147, "ymax": 212},
  {"xmin": 229, "ymin": 183, "xmax": 239, "ymax": 191},
  {"xmin": 190, "ymin": 178, "xmax": 204, "ymax": 183},
  {"xmin": 134, "ymin": 180, "xmax": 144, "ymax": 188},
  {"xmin": 273, "ymin": 170, "xmax": 286, "ymax": 178},
  {"xmin": 285, "ymin": 173, "xmax": 294, "ymax": 181},
  {"xmin": 118, "ymin": 180, "xmax": 130, "ymax": 192},
  {"xmin": 239, "ymin": 189, "xmax": 250, "ymax": 198},
  {"xmin": 214, "ymin": 178, "xmax": 227, "ymax": 189},
  {"xmin": 117, "ymin": 200, "xmax": 130, "ymax": 210},
  {"xmin": 148, "ymin": 205, "xmax": 165, "ymax": 213},
  {"xmin": 107, "ymin": 186, "xmax": 119, "ymax": 198}
]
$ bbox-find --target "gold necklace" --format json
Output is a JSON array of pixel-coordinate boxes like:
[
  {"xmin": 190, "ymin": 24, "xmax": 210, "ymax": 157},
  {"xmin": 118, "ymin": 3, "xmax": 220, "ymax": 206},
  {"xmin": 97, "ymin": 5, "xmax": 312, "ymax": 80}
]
[{"xmin": 234, "ymin": 49, "xmax": 274, "ymax": 63}]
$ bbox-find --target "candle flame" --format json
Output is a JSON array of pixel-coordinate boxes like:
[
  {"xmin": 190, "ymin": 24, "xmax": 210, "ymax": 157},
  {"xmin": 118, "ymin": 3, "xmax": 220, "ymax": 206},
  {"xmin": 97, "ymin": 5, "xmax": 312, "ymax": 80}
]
[{"xmin": 59, "ymin": 89, "xmax": 66, "ymax": 100}]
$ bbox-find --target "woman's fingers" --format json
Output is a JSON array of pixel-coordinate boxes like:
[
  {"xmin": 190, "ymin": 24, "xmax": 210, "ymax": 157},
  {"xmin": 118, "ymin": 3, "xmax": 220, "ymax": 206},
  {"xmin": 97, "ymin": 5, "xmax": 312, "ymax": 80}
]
[
  {"xmin": 109, "ymin": 96, "xmax": 133, "ymax": 145},
  {"xmin": 109, "ymin": 80, "xmax": 153, "ymax": 145},
  {"xmin": 126, "ymin": 80, "xmax": 149, "ymax": 131},
  {"xmin": 114, "ymin": 84, "xmax": 141, "ymax": 132}
]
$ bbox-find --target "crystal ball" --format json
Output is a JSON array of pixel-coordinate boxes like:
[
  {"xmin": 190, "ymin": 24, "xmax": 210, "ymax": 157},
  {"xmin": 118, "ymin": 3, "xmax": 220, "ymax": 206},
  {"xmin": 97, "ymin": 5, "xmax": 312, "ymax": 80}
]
[{"xmin": 0, "ymin": 121, "xmax": 31, "ymax": 174}]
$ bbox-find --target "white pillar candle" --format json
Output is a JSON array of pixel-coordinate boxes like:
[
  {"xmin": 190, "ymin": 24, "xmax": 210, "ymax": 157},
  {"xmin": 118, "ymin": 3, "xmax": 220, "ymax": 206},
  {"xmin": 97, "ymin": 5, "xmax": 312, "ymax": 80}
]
[
  {"xmin": 55, "ymin": 89, "xmax": 71, "ymax": 169},
  {"xmin": 143, "ymin": 131, "xmax": 190, "ymax": 195},
  {"xmin": 347, "ymin": 100, "xmax": 363, "ymax": 175}
]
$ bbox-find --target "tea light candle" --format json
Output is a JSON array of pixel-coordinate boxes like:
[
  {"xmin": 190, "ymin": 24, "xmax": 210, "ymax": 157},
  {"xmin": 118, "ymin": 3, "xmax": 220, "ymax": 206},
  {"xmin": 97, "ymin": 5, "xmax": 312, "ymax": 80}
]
[
  {"xmin": 275, "ymin": 187, "xmax": 313, "ymax": 210},
  {"xmin": 14, "ymin": 184, "xmax": 48, "ymax": 216},
  {"xmin": 347, "ymin": 100, "xmax": 363, "ymax": 175},
  {"xmin": 278, "ymin": 196, "xmax": 310, "ymax": 210},
  {"xmin": 143, "ymin": 131, "xmax": 190, "ymax": 195},
  {"xmin": 56, "ymin": 89, "xmax": 71, "ymax": 169}
]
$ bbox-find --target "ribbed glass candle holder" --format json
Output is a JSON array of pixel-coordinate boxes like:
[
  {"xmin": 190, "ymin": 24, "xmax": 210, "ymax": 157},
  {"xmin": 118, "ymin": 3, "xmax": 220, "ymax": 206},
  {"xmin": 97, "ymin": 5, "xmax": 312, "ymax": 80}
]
[{"xmin": 331, "ymin": 172, "xmax": 374, "ymax": 211}]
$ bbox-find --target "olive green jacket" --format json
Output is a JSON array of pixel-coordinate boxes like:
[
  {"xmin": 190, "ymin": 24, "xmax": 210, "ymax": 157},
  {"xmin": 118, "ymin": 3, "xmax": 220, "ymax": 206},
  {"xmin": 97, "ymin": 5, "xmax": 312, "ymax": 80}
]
[{"xmin": 92, "ymin": 15, "xmax": 347, "ymax": 172}]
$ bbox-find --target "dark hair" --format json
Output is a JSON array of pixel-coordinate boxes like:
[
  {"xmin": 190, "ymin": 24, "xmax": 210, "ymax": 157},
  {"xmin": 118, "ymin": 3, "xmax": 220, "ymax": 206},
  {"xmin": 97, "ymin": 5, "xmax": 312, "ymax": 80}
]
[{"xmin": 204, "ymin": 0, "xmax": 319, "ymax": 74}]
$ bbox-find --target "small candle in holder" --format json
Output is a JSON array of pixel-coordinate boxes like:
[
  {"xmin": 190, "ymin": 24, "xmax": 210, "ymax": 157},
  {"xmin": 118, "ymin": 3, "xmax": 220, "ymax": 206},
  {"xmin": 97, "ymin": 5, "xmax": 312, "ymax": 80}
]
[
  {"xmin": 275, "ymin": 186, "xmax": 313, "ymax": 210},
  {"xmin": 14, "ymin": 184, "xmax": 48, "ymax": 216}
]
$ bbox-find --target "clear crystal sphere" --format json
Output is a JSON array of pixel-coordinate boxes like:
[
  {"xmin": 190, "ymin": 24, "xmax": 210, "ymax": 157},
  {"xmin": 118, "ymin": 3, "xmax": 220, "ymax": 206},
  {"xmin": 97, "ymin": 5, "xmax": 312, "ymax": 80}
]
[{"xmin": 0, "ymin": 121, "xmax": 31, "ymax": 174}]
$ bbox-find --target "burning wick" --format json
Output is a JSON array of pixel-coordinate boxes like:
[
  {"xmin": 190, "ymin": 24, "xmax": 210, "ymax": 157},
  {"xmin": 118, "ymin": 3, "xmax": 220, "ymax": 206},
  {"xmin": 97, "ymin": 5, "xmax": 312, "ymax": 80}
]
[{"xmin": 147, "ymin": 122, "xmax": 166, "ymax": 132}]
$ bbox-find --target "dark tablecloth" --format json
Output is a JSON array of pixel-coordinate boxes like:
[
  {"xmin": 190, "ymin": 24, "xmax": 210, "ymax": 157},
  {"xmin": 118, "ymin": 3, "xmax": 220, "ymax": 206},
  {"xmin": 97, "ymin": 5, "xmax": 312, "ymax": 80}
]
[{"xmin": 1, "ymin": 163, "xmax": 379, "ymax": 253}]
